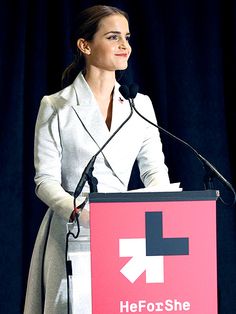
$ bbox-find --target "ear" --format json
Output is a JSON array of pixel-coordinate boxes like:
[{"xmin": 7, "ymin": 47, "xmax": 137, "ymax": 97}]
[{"xmin": 77, "ymin": 38, "xmax": 91, "ymax": 55}]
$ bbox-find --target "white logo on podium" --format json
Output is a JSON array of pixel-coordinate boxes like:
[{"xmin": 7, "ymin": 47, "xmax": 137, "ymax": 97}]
[{"xmin": 119, "ymin": 238, "xmax": 164, "ymax": 283}]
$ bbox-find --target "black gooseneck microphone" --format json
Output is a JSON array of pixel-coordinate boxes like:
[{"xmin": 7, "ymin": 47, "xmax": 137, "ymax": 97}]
[
  {"xmin": 73, "ymin": 96, "xmax": 134, "ymax": 203},
  {"xmin": 119, "ymin": 83, "xmax": 236, "ymax": 206}
]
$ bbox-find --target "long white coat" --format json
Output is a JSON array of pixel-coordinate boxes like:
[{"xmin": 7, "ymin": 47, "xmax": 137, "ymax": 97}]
[{"xmin": 24, "ymin": 72, "xmax": 170, "ymax": 313}]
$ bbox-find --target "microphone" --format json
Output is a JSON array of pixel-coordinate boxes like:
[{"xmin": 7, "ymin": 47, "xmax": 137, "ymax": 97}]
[
  {"xmin": 73, "ymin": 94, "xmax": 134, "ymax": 202},
  {"xmin": 119, "ymin": 84, "xmax": 236, "ymax": 206}
]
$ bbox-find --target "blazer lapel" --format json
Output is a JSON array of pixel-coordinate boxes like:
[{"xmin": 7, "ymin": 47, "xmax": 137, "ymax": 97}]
[
  {"xmin": 70, "ymin": 73, "xmax": 111, "ymax": 149},
  {"xmin": 110, "ymin": 82, "xmax": 132, "ymax": 133},
  {"xmin": 59, "ymin": 73, "xmax": 131, "ymax": 186},
  {"xmin": 101, "ymin": 84, "xmax": 132, "ymax": 185}
]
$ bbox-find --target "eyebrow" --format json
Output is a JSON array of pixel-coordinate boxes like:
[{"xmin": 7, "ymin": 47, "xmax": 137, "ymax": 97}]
[{"xmin": 103, "ymin": 31, "xmax": 131, "ymax": 36}]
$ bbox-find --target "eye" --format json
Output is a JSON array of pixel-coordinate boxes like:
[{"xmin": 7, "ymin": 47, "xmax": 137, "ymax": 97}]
[
  {"xmin": 125, "ymin": 35, "xmax": 131, "ymax": 42},
  {"xmin": 107, "ymin": 34, "xmax": 119, "ymax": 41}
]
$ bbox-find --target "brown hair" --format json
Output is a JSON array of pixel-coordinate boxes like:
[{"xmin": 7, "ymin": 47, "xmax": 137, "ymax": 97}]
[{"xmin": 61, "ymin": 5, "xmax": 129, "ymax": 88}]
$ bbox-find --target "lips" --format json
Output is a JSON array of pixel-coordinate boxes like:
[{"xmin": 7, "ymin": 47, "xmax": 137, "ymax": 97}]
[{"xmin": 115, "ymin": 53, "xmax": 128, "ymax": 57}]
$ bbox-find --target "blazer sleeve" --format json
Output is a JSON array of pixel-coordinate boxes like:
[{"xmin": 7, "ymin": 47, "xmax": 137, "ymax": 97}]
[
  {"xmin": 34, "ymin": 96, "xmax": 85, "ymax": 221},
  {"xmin": 136, "ymin": 95, "xmax": 170, "ymax": 187}
]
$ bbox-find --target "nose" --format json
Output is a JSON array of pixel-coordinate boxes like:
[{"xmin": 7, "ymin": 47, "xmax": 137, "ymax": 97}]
[{"xmin": 119, "ymin": 38, "xmax": 130, "ymax": 50}]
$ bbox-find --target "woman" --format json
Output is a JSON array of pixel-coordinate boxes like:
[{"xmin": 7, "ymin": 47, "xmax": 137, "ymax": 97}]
[{"xmin": 24, "ymin": 5, "xmax": 171, "ymax": 314}]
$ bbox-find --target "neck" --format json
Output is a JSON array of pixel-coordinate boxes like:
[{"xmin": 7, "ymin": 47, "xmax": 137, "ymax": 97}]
[
  {"xmin": 84, "ymin": 69, "xmax": 116, "ymax": 130},
  {"xmin": 84, "ymin": 68, "xmax": 116, "ymax": 99}
]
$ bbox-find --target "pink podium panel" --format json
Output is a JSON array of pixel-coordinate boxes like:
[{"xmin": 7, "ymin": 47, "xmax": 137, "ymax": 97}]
[{"xmin": 89, "ymin": 190, "xmax": 218, "ymax": 314}]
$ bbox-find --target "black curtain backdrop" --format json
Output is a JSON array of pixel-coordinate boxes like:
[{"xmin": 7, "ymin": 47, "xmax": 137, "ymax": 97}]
[{"xmin": 1, "ymin": 0, "xmax": 236, "ymax": 313}]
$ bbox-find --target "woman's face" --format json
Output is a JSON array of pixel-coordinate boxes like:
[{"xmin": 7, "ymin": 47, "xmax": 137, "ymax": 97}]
[{"xmin": 81, "ymin": 14, "xmax": 132, "ymax": 71}]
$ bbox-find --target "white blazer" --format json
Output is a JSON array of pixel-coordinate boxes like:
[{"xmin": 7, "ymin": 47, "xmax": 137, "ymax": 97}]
[
  {"xmin": 34, "ymin": 72, "xmax": 170, "ymax": 221},
  {"xmin": 24, "ymin": 72, "xmax": 170, "ymax": 314}
]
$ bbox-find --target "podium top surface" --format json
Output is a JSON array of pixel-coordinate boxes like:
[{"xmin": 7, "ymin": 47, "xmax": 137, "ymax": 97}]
[{"xmin": 89, "ymin": 190, "xmax": 219, "ymax": 203}]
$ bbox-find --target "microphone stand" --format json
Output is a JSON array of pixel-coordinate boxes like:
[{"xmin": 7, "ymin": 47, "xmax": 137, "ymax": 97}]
[
  {"xmin": 73, "ymin": 103, "xmax": 134, "ymax": 201},
  {"xmin": 127, "ymin": 96, "xmax": 236, "ymax": 206},
  {"xmin": 66, "ymin": 91, "xmax": 135, "ymax": 314}
]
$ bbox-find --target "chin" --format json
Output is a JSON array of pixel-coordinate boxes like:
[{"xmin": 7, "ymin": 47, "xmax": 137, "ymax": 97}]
[{"xmin": 117, "ymin": 63, "xmax": 128, "ymax": 71}]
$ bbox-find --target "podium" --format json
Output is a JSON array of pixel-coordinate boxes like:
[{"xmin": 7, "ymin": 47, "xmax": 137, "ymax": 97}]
[{"xmin": 69, "ymin": 190, "xmax": 218, "ymax": 314}]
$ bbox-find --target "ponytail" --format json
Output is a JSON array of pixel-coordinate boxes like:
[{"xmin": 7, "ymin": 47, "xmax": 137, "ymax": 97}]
[{"xmin": 61, "ymin": 51, "xmax": 85, "ymax": 88}]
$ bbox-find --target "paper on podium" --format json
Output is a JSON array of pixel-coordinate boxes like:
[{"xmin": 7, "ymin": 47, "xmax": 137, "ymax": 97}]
[{"xmin": 129, "ymin": 182, "xmax": 182, "ymax": 193}]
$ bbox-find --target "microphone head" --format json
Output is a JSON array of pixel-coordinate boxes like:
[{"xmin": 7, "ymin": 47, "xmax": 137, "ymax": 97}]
[
  {"xmin": 119, "ymin": 84, "xmax": 139, "ymax": 100},
  {"xmin": 129, "ymin": 83, "xmax": 139, "ymax": 99},
  {"xmin": 119, "ymin": 85, "xmax": 130, "ymax": 100}
]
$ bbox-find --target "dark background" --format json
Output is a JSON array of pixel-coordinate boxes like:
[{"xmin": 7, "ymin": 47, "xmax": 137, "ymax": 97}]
[{"xmin": 1, "ymin": 0, "xmax": 236, "ymax": 313}]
